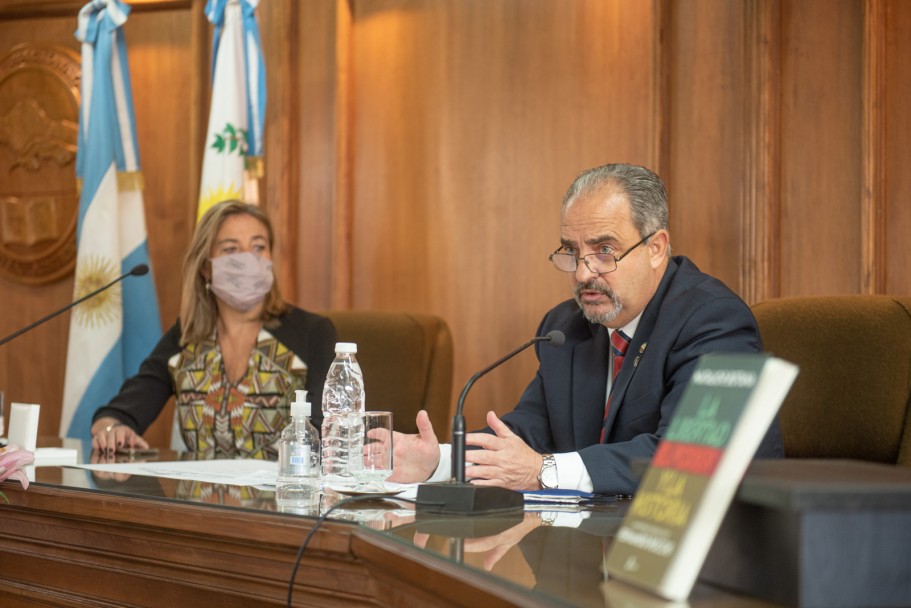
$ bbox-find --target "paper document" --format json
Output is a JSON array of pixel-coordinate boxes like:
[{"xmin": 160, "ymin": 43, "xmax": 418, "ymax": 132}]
[
  {"xmin": 522, "ymin": 489, "xmax": 594, "ymax": 504},
  {"xmin": 34, "ymin": 448, "xmax": 79, "ymax": 466},
  {"xmin": 72, "ymin": 459, "xmax": 279, "ymax": 487}
]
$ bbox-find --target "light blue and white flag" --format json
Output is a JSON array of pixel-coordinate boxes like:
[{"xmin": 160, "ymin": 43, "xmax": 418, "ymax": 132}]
[
  {"xmin": 61, "ymin": 0, "xmax": 161, "ymax": 441},
  {"xmin": 197, "ymin": 0, "xmax": 266, "ymax": 221}
]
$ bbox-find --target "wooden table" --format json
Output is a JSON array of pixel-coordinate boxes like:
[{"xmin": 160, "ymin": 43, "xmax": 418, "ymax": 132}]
[{"xmin": 0, "ymin": 458, "xmax": 775, "ymax": 608}]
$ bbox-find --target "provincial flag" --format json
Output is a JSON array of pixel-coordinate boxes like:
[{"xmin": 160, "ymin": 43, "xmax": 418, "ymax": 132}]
[
  {"xmin": 61, "ymin": 0, "xmax": 162, "ymax": 441},
  {"xmin": 196, "ymin": 0, "xmax": 266, "ymax": 221}
]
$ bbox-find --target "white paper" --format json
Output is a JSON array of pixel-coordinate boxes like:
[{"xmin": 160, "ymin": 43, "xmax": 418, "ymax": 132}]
[
  {"xmin": 71, "ymin": 459, "xmax": 280, "ymax": 487},
  {"xmin": 33, "ymin": 447, "xmax": 78, "ymax": 466}
]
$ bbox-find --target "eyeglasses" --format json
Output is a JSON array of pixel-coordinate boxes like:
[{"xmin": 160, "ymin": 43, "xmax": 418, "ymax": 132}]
[{"xmin": 549, "ymin": 232, "xmax": 656, "ymax": 274}]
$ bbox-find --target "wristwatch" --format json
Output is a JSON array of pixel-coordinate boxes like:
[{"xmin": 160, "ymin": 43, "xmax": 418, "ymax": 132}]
[
  {"xmin": 538, "ymin": 511, "xmax": 557, "ymax": 526},
  {"xmin": 537, "ymin": 453, "xmax": 558, "ymax": 490}
]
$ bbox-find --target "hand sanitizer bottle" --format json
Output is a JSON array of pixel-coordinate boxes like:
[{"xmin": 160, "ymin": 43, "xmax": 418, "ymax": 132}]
[{"xmin": 276, "ymin": 390, "xmax": 320, "ymax": 513}]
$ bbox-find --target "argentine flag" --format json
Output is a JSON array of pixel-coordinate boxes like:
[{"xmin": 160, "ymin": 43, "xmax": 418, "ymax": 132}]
[
  {"xmin": 61, "ymin": 0, "xmax": 161, "ymax": 441},
  {"xmin": 197, "ymin": 0, "xmax": 266, "ymax": 221}
]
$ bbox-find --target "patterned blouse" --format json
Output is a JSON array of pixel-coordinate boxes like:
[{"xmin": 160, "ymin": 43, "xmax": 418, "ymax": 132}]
[
  {"xmin": 169, "ymin": 330, "xmax": 307, "ymax": 460},
  {"xmin": 93, "ymin": 306, "xmax": 337, "ymax": 458}
]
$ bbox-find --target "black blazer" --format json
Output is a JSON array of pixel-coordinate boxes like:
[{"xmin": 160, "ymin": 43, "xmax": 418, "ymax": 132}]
[
  {"xmin": 501, "ymin": 256, "xmax": 784, "ymax": 494},
  {"xmin": 93, "ymin": 306, "xmax": 338, "ymax": 433}
]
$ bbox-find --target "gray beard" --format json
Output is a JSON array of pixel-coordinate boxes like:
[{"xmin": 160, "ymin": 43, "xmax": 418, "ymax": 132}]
[{"xmin": 573, "ymin": 281, "xmax": 623, "ymax": 325}]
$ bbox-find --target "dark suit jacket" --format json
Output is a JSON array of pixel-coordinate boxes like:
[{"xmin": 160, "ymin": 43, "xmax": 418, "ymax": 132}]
[{"xmin": 501, "ymin": 256, "xmax": 784, "ymax": 494}]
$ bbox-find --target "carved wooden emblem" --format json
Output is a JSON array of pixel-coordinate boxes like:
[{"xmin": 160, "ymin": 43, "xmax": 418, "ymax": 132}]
[{"xmin": 0, "ymin": 44, "xmax": 80, "ymax": 285}]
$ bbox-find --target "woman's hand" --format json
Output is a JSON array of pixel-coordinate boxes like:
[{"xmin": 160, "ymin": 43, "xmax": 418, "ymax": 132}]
[{"xmin": 91, "ymin": 417, "xmax": 149, "ymax": 452}]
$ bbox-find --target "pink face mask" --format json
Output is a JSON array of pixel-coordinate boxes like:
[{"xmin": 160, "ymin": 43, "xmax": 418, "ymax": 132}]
[{"xmin": 209, "ymin": 252, "xmax": 274, "ymax": 312}]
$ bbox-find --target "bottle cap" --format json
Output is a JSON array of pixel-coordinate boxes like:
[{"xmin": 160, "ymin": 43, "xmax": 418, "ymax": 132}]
[
  {"xmin": 291, "ymin": 389, "xmax": 310, "ymax": 418},
  {"xmin": 334, "ymin": 342, "xmax": 358, "ymax": 354}
]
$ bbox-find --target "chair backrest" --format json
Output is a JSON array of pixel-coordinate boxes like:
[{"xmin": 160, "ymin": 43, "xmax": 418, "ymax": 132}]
[
  {"xmin": 751, "ymin": 295, "xmax": 911, "ymax": 466},
  {"xmin": 323, "ymin": 310, "xmax": 454, "ymax": 440}
]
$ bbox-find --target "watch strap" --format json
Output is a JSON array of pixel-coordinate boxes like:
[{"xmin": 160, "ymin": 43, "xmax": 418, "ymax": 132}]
[{"xmin": 537, "ymin": 453, "xmax": 557, "ymax": 489}]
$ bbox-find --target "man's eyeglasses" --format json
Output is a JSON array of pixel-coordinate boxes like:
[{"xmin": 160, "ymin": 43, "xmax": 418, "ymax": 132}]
[{"xmin": 549, "ymin": 232, "xmax": 656, "ymax": 274}]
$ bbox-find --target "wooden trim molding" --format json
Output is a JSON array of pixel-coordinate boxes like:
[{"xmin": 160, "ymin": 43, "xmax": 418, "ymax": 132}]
[
  {"xmin": 652, "ymin": 0, "xmax": 671, "ymax": 181},
  {"xmin": 0, "ymin": 0, "xmax": 191, "ymax": 19},
  {"xmin": 861, "ymin": 0, "xmax": 886, "ymax": 294},
  {"xmin": 331, "ymin": 0, "xmax": 354, "ymax": 309},
  {"xmin": 741, "ymin": 0, "xmax": 781, "ymax": 304},
  {"xmin": 262, "ymin": 0, "xmax": 301, "ymax": 298},
  {"xmin": 188, "ymin": 0, "xmax": 208, "ymax": 230}
]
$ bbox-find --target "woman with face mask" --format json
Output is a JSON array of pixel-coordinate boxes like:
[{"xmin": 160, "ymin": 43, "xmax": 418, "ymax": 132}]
[{"xmin": 90, "ymin": 200, "xmax": 338, "ymax": 459}]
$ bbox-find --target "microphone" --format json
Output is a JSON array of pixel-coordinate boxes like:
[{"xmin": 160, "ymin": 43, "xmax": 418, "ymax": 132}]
[
  {"xmin": 0, "ymin": 263, "xmax": 150, "ymax": 347},
  {"xmin": 416, "ymin": 329, "xmax": 566, "ymax": 514}
]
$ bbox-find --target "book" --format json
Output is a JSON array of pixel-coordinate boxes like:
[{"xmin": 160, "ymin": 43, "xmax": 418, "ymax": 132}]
[{"xmin": 604, "ymin": 353, "xmax": 799, "ymax": 601}]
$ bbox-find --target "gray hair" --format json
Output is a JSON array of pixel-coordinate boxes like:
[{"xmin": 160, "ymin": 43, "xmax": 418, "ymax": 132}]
[{"xmin": 562, "ymin": 163, "xmax": 669, "ymax": 238}]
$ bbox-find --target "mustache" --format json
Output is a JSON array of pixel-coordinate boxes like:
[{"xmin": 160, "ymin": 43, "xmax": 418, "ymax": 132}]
[{"xmin": 573, "ymin": 280, "xmax": 616, "ymax": 300}]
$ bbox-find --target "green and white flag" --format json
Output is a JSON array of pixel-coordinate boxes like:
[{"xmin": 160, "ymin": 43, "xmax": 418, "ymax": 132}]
[{"xmin": 197, "ymin": 0, "xmax": 266, "ymax": 221}]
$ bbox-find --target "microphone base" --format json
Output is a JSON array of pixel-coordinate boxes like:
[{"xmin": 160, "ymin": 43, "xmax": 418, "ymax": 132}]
[{"xmin": 416, "ymin": 482, "xmax": 524, "ymax": 515}]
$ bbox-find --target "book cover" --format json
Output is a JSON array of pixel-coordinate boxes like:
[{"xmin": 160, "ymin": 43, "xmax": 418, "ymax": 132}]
[{"xmin": 604, "ymin": 353, "xmax": 799, "ymax": 601}]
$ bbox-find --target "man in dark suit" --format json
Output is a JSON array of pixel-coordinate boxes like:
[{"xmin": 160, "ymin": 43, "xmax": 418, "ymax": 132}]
[{"xmin": 391, "ymin": 163, "xmax": 783, "ymax": 494}]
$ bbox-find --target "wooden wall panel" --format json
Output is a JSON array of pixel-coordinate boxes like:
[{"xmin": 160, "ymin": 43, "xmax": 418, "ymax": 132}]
[
  {"xmin": 120, "ymin": 6, "xmax": 200, "ymax": 447},
  {"xmin": 742, "ymin": 0, "xmax": 782, "ymax": 304},
  {"xmin": 294, "ymin": 0, "xmax": 351, "ymax": 311},
  {"xmin": 884, "ymin": 0, "xmax": 911, "ymax": 294},
  {"xmin": 260, "ymin": 0, "xmax": 300, "ymax": 302},
  {"xmin": 665, "ymin": 0, "xmax": 748, "ymax": 295},
  {"xmin": 3, "ymin": 0, "xmax": 911, "ymax": 449},
  {"xmin": 779, "ymin": 0, "xmax": 864, "ymax": 295},
  {"xmin": 347, "ymin": 0, "xmax": 658, "ymax": 428},
  {"xmin": 0, "ymin": 14, "xmax": 80, "ymax": 437},
  {"xmin": 0, "ymin": 4, "xmax": 200, "ymax": 446}
]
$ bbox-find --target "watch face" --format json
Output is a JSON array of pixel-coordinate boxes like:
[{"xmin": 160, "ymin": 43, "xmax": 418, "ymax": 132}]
[
  {"xmin": 540, "ymin": 456, "xmax": 558, "ymax": 489},
  {"xmin": 542, "ymin": 466, "xmax": 558, "ymax": 488}
]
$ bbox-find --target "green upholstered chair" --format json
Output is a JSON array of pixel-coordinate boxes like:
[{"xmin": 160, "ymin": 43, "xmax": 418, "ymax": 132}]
[
  {"xmin": 323, "ymin": 310, "xmax": 454, "ymax": 441},
  {"xmin": 751, "ymin": 295, "xmax": 911, "ymax": 466}
]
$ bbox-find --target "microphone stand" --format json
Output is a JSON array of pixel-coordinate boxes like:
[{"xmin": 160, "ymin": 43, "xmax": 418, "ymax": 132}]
[
  {"xmin": 416, "ymin": 330, "xmax": 565, "ymax": 514},
  {"xmin": 0, "ymin": 264, "xmax": 149, "ymax": 347}
]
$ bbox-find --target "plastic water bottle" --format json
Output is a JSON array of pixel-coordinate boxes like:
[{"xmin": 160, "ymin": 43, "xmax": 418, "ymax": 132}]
[
  {"xmin": 277, "ymin": 390, "xmax": 320, "ymax": 512},
  {"xmin": 321, "ymin": 342, "xmax": 365, "ymax": 485}
]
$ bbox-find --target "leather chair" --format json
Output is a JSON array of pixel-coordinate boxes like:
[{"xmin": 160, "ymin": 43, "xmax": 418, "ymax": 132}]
[
  {"xmin": 323, "ymin": 310, "xmax": 454, "ymax": 440},
  {"xmin": 751, "ymin": 295, "xmax": 911, "ymax": 466}
]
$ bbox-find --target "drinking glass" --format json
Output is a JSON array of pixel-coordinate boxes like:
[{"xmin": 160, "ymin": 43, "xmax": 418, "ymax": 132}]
[{"xmin": 357, "ymin": 411, "xmax": 393, "ymax": 491}]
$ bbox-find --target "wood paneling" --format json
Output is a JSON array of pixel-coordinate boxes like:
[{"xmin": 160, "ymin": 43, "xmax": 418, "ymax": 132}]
[
  {"xmin": 293, "ymin": 0, "xmax": 347, "ymax": 313},
  {"xmin": 121, "ymin": 5, "xmax": 202, "ymax": 447},
  {"xmin": 0, "ymin": 479, "xmax": 769, "ymax": 608},
  {"xmin": 260, "ymin": 0, "xmax": 301, "ymax": 301},
  {"xmin": 0, "ymin": 4, "xmax": 200, "ymax": 446},
  {"xmin": 862, "ymin": 0, "xmax": 886, "ymax": 295},
  {"xmin": 0, "ymin": 12, "xmax": 83, "ymax": 446},
  {"xmin": 742, "ymin": 0, "xmax": 782, "ymax": 304},
  {"xmin": 348, "ymin": 0, "xmax": 658, "ymax": 428},
  {"xmin": 0, "ymin": 482, "xmax": 387, "ymax": 607},
  {"xmin": 666, "ymin": 0, "xmax": 749, "ymax": 295},
  {"xmin": 779, "ymin": 0, "xmax": 864, "ymax": 295},
  {"xmin": 884, "ymin": 0, "xmax": 911, "ymax": 295},
  {"xmin": 2, "ymin": 0, "xmax": 911, "ymax": 446}
]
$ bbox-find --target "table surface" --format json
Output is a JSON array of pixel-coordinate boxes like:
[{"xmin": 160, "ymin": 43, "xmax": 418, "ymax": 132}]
[{"xmin": 1, "ymin": 441, "xmax": 778, "ymax": 608}]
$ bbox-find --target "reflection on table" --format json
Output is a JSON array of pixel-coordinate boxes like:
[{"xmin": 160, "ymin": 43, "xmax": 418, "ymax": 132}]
[{"xmin": 15, "ymin": 441, "xmax": 778, "ymax": 608}]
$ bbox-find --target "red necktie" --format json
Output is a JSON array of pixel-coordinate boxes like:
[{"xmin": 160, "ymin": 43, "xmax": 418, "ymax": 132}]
[{"xmin": 600, "ymin": 329, "xmax": 631, "ymax": 443}]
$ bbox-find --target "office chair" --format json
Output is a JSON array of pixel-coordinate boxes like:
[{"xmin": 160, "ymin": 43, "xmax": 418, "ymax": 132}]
[
  {"xmin": 752, "ymin": 295, "xmax": 911, "ymax": 466},
  {"xmin": 324, "ymin": 310, "xmax": 454, "ymax": 441}
]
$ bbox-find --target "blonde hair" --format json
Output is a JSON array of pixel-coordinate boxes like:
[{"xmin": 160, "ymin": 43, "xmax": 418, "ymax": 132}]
[{"xmin": 179, "ymin": 200, "xmax": 287, "ymax": 344}]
